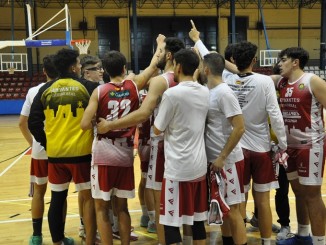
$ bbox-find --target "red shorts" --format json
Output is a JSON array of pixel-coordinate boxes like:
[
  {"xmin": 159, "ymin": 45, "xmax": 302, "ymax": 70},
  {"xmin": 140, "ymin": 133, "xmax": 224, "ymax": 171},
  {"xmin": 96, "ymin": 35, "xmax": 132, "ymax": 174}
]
[
  {"xmin": 160, "ymin": 177, "xmax": 208, "ymax": 227},
  {"xmin": 242, "ymin": 148, "xmax": 279, "ymax": 192},
  {"xmin": 48, "ymin": 162, "xmax": 91, "ymax": 192},
  {"xmin": 287, "ymin": 145, "xmax": 326, "ymax": 185},
  {"xmin": 30, "ymin": 158, "xmax": 48, "ymax": 185},
  {"xmin": 91, "ymin": 165, "xmax": 135, "ymax": 201}
]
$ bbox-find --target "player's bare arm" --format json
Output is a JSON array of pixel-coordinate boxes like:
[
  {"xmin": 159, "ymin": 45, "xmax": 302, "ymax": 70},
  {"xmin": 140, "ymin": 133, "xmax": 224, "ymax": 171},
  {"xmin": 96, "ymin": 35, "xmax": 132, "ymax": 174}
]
[
  {"xmin": 133, "ymin": 34, "xmax": 166, "ymax": 91},
  {"xmin": 310, "ymin": 74, "xmax": 326, "ymax": 108},
  {"xmin": 19, "ymin": 115, "xmax": 33, "ymax": 146},
  {"xmin": 211, "ymin": 114, "xmax": 245, "ymax": 171},
  {"xmin": 189, "ymin": 19, "xmax": 238, "ymax": 74},
  {"xmin": 270, "ymin": 74, "xmax": 282, "ymax": 87},
  {"xmin": 80, "ymin": 88, "xmax": 99, "ymax": 130},
  {"xmin": 96, "ymin": 75, "xmax": 168, "ymax": 134}
]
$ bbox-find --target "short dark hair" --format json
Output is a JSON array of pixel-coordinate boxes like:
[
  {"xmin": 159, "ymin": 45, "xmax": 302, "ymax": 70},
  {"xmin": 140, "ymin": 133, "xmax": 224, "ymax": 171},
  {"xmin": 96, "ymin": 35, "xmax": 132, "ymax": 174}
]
[
  {"xmin": 224, "ymin": 43, "xmax": 235, "ymax": 62},
  {"xmin": 174, "ymin": 49, "xmax": 199, "ymax": 76},
  {"xmin": 80, "ymin": 55, "xmax": 101, "ymax": 74},
  {"xmin": 165, "ymin": 37, "xmax": 185, "ymax": 58},
  {"xmin": 102, "ymin": 50, "xmax": 126, "ymax": 78},
  {"xmin": 233, "ymin": 41, "xmax": 257, "ymax": 71},
  {"xmin": 279, "ymin": 47, "xmax": 309, "ymax": 69},
  {"xmin": 53, "ymin": 48, "xmax": 79, "ymax": 76},
  {"xmin": 203, "ymin": 53, "xmax": 225, "ymax": 76},
  {"xmin": 43, "ymin": 55, "xmax": 58, "ymax": 79}
]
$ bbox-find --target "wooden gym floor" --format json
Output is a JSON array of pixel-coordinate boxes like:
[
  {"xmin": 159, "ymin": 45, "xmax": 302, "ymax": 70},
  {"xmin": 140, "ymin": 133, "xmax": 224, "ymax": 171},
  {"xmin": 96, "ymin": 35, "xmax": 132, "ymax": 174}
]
[{"xmin": 0, "ymin": 115, "xmax": 325, "ymax": 245}]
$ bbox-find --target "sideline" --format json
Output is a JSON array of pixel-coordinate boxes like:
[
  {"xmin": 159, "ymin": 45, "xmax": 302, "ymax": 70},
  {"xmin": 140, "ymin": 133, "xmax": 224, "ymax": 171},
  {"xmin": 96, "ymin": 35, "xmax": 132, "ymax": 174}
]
[{"xmin": 0, "ymin": 147, "xmax": 31, "ymax": 177}]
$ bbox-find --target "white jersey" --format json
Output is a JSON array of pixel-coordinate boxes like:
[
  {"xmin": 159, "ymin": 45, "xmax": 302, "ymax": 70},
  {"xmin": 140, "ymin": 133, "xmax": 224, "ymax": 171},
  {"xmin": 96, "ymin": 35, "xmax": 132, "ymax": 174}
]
[
  {"xmin": 205, "ymin": 83, "xmax": 243, "ymax": 163},
  {"xmin": 154, "ymin": 81, "xmax": 209, "ymax": 181},
  {"xmin": 20, "ymin": 83, "xmax": 47, "ymax": 160},
  {"xmin": 223, "ymin": 72, "xmax": 287, "ymax": 152}
]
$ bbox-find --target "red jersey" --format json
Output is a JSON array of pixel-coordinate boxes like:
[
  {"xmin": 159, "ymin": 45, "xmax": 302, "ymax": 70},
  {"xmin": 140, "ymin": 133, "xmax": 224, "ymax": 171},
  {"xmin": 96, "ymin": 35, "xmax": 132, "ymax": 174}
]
[
  {"xmin": 277, "ymin": 73, "xmax": 325, "ymax": 148},
  {"xmin": 97, "ymin": 80, "xmax": 139, "ymax": 139},
  {"xmin": 150, "ymin": 71, "xmax": 177, "ymax": 138}
]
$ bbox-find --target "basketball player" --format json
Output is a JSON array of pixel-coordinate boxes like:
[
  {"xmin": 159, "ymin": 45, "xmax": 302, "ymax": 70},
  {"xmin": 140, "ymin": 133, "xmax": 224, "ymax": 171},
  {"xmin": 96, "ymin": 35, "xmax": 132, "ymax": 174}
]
[
  {"xmin": 28, "ymin": 48, "xmax": 98, "ymax": 245},
  {"xmin": 19, "ymin": 55, "xmax": 58, "ymax": 245},
  {"xmin": 201, "ymin": 52, "xmax": 247, "ymax": 245},
  {"xmin": 80, "ymin": 34, "xmax": 165, "ymax": 245},
  {"xmin": 272, "ymin": 47, "xmax": 326, "ymax": 245},
  {"xmin": 153, "ymin": 48, "xmax": 209, "ymax": 245}
]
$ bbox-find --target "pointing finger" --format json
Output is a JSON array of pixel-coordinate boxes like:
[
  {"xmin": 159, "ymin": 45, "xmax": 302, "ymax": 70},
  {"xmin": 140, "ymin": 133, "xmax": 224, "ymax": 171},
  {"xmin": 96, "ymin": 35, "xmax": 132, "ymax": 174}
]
[{"xmin": 190, "ymin": 19, "xmax": 197, "ymax": 29}]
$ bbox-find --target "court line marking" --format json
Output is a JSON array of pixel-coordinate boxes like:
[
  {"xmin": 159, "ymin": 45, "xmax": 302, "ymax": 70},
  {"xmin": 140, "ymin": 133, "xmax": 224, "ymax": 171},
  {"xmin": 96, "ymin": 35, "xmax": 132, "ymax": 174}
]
[
  {"xmin": 0, "ymin": 209, "xmax": 142, "ymax": 224},
  {"xmin": 0, "ymin": 147, "xmax": 31, "ymax": 177}
]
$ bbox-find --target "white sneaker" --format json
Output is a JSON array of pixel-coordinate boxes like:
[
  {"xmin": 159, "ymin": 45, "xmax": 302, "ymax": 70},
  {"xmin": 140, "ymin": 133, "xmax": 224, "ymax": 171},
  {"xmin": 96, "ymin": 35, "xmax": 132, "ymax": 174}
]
[{"xmin": 276, "ymin": 226, "xmax": 291, "ymax": 240}]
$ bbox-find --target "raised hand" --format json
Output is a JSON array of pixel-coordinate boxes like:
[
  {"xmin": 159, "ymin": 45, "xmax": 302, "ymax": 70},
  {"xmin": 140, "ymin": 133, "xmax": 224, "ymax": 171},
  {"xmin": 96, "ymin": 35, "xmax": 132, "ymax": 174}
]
[{"xmin": 189, "ymin": 19, "xmax": 200, "ymax": 43}]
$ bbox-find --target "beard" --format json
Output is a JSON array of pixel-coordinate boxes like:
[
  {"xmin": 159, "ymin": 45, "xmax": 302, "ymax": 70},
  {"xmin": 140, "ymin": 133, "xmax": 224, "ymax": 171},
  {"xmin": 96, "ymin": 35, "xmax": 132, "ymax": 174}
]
[{"xmin": 157, "ymin": 56, "xmax": 167, "ymax": 70}]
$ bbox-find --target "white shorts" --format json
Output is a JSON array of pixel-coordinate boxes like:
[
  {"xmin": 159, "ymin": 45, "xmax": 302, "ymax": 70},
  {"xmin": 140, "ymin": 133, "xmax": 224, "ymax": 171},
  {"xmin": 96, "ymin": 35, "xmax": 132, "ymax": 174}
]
[
  {"xmin": 224, "ymin": 159, "xmax": 246, "ymax": 206},
  {"xmin": 146, "ymin": 137, "xmax": 165, "ymax": 191}
]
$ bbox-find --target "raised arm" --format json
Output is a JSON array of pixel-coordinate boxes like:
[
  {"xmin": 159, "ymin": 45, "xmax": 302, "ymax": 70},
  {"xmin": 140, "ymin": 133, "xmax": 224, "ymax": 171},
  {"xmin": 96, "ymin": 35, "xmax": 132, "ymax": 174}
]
[
  {"xmin": 132, "ymin": 34, "xmax": 166, "ymax": 91},
  {"xmin": 189, "ymin": 19, "xmax": 238, "ymax": 74},
  {"xmin": 80, "ymin": 88, "xmax": 99, "ymax": 130},
  {"xmin": 97, "ymin": 75, "xmax": 168, "ymax": 134}
]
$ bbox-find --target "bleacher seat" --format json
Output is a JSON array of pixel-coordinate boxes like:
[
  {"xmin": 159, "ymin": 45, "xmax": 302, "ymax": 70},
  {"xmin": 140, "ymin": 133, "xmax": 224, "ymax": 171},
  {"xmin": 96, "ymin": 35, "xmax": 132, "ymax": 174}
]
[
  {"xmin": 5, "ymin": 93, "xmax": 12, "ymax": 99},
  {"xmin": 1, "ymin": 88, "xmax": 7, "ymax": 93},
  {"xmin": 0, "ymin": 93, "xmax": 5, "ymax": 99},
  {"xmin": 8, "ymin": 87, "xmax": 14, "ymax": 93},
  {"xmin": 15, "ymin": 87, "xmax": 22, "ymax": 92},
  {"xmin": 12, "ymin": 93, "xmax": 20, "ymax": 99},
  {"xmin": 22, "ymin": 87, "xmax": 28, "ymax": 92}
]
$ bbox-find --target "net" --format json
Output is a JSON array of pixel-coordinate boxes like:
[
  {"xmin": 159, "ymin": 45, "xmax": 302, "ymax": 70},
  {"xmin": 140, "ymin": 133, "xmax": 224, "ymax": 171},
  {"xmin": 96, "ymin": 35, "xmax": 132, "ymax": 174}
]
[{"xmin": 72, "ymin": 39, "xmax": 91, "ymax": 55}]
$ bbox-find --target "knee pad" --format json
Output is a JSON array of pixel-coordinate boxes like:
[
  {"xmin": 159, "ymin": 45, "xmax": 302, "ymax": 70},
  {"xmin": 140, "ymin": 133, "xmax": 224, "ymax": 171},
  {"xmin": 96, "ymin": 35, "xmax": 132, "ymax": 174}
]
[
  {"xmin": 192, "ymin": 221, "xmax": 206, "ymax": 240},
  {"xmin": 164, "ymin": 225, "xmax": 182, "ymax": 244}
]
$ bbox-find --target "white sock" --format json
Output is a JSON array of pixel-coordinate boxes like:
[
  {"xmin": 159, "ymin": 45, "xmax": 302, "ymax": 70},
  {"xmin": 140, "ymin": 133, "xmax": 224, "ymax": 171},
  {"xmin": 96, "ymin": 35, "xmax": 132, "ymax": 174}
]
[
  {"xmin": 312, "ymin": 236, "xmax": 325, "ymax": 245},
  {"xmin": 183, "ymin": 235, "xmax": 193, "ymax": 245},
  {"xmin": 261, "ymin": 238, "xmax": 271, "ymax": 245},
  {"xmin": 112, "ymin": 215, "xmax": 119, "ymax": 232},
  {"xmin": 148, "ymin": 210, "xmax": 155, "ymax": 222},
  {"xmin": 141, "ymin": 205, "xmax": 148, "ymax": 216},
  {"xmin": 297, "ymin": 224, "xmax": 311, "ymax": 236}
]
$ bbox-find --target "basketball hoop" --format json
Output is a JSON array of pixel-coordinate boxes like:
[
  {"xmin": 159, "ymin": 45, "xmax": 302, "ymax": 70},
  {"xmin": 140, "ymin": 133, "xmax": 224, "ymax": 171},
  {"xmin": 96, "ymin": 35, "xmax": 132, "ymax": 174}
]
[
  {"xmin": 71, "ymin": 39, "xmax": 91, "ymax": 55},
  {"xmin": 7, "ymin": 67, "xmax": 15, "ymax": 74}
]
